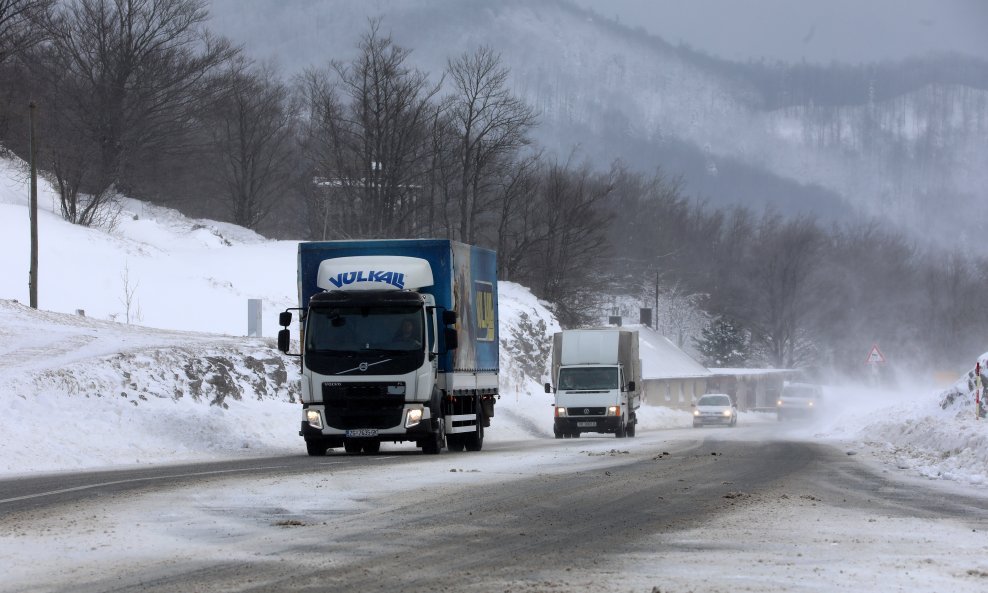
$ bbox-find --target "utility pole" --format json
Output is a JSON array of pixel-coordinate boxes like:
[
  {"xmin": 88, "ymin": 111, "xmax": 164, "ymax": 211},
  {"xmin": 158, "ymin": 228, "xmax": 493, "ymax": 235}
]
[
  {"xmin": 653, "ymin": 269, "xmax": 658, "ymax": 329},
  {"xmin": 29, "ymin": 101, "xmax": 39, "ymax": 309}
]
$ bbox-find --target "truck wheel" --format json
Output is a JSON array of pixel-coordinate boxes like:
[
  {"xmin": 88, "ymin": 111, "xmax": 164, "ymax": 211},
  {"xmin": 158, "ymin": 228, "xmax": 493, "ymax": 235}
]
[
  {"xmin": 465, "ymin": 414, "xmax": 484, "ymax": 451},
  {"xmin": 553, "ymin": 428, "xmax": 563, "ymax": 439},
  {"xmin": 616, "ymin": 423, "xmax": 627, "ymax": 438},
  {"xmin": 305, "ymin": 439, "xmax": 327, "ymax": 456},
  {"xmin": 422, "ymin": 418, "xmax": 445, "ymax": 454},
  {"xmin": 627, "ymin": 420, "xmax": 636, "ymax": 437},
  {"xmin": 343, "ymin": 439, "xmax": 361, "ymax": 454},
  {"xmin": 447, "ymin": 434, "xmax": 465, "ymax": 452},
  {"xmin": 362, "ymin": 440, "xmax": 381, "ymax": 453}
]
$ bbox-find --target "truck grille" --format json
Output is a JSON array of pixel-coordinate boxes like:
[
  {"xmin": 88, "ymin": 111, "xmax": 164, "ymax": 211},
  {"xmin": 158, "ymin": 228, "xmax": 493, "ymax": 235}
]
[
  {"xmin": 567, "ymin": 407, "xmax": 606, "ymax": 416},
  {"xmin": 322, "ymin": 382, "xmax": 405, "ymax": 429}
]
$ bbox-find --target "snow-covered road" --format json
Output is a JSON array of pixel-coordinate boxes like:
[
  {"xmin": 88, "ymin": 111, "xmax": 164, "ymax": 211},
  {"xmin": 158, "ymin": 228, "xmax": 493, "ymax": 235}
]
[{"xmin": 2, "ymin": 423, "xmax": 987, "ymax": 593}]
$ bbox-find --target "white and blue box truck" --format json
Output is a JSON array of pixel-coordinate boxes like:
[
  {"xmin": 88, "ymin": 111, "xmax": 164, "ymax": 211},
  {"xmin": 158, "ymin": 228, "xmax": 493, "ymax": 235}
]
[{"xmin": 278, "ymin": 239, "xmax": 498, "ymax": 455}]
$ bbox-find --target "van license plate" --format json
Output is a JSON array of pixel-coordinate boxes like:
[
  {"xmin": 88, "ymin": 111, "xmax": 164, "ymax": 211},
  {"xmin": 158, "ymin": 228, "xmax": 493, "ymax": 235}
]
[
  {"xmin": 577, "ymin": 422, "xmax": 596, "ymax": 428},
  {"xmin": 346, "ymin": 429, "xmax": 378, "ymax": 438}
]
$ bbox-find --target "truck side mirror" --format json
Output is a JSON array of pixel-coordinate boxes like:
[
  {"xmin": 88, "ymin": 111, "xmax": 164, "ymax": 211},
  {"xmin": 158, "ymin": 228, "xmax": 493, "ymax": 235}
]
[
  {"xmin": 627, "ymin": 381, "xmax": 636, "ymax": 392},
  {"xmin": 444, "ymin": 327, "xmax": 458, "ymax": 351},
  {"xmin": 544, "ymin": 383, "xmax": 552, "ymax": 393},
  {"xmin": 279, "ymin": 311, "xmax": 292, "ymax": 327},
  {"xmin": 277, "ymin": 328, "xmax": 291, "ymax": 353},
  {"xmin": 442, "ymin": 310, "xmax": 457, "ymax": 326}
]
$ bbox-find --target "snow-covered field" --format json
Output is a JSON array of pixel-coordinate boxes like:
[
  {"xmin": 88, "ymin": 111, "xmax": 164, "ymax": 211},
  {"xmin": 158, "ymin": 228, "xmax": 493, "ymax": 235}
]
[{"xmin": 1, "ymin": 152, "xmax": 986, "ymax": 489}]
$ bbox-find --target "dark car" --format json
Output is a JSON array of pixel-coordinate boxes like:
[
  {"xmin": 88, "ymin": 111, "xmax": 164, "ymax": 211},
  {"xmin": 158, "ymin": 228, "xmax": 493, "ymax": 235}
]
[{"xmin": 776, "ymin": 382, "xmax": 823, "ymax": 421}]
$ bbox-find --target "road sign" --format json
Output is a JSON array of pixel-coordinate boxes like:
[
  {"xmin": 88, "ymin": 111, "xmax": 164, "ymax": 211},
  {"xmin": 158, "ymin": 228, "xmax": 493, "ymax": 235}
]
[{"xmin": 865, "ymin": 344, "xmax": 886, "ymax": 365}]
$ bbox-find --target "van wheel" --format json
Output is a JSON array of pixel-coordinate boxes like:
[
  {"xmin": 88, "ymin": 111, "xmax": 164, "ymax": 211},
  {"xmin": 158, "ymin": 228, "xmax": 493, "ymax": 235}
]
[
  {"xmin": 627, "ymin": 420, "xmax": 636, "ymax": 437},
  {"xmin": 616, "ymin": 423, "xmax": 627, "ymax": 438},
  {"xmin": 343, "ymin": 439, "xmax": 361, "ymax": 454},
  {"xmin": 362, "ymin": 440, "xmax": 381, "ymax": 453}
]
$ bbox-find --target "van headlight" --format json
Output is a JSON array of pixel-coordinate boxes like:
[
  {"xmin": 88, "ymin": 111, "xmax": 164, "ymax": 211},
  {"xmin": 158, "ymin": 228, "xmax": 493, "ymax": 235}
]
[
  {"xmin": 555, "ymin": 407, "xmax": 567, "ymax": 417},
  {"xmin": 723, "ymin": 410, "xmax": 732, "ymax": 417},
  {"xmin": 305, "ymin": 409, "xmax": 323, "ymax": 430},
  {"xmin": 406, "ymin": 408, "xmax": 423, "ymax": 428},
  {"xmin": 607, "ymin": 406, "xmax": 621, "ymax": 416}
]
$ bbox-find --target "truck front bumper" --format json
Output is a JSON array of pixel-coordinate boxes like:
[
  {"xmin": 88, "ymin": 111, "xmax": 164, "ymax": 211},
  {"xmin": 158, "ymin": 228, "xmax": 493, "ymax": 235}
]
[
  {"xmin": 300, "ymin": 403, "xmax": 439, "ymax": 444},
  {"xmin": 554, "ymin": 416, "xmax": 622, "ymax": 434}
]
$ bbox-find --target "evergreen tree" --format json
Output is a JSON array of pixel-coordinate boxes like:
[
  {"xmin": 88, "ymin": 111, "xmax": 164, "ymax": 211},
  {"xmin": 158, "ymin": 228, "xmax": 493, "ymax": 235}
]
[{"xmin": 695, "ymin": 317, "xmax": 750, "ymax": 368}]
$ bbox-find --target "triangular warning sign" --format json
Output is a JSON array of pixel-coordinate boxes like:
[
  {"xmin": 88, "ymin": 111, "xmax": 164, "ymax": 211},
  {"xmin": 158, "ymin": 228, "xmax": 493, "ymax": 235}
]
[{"xmin": 866, "ymin": 344, "xmax": 886, "ymax": 364}]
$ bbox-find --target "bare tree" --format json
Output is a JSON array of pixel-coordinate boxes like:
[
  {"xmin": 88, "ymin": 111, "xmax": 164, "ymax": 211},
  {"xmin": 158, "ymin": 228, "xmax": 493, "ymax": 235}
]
[
  {"xmin": 747, "ymin": 213, "xmax": 823, "ymax": 368},
  {"xmin": 302, "ymin": 20, "xmax": 439, "ymax": 239},
  {"xmin": 530, "ymin": 158, "xmax": 614, "ymax": 326},
  {"xmin": 204, "ymin": 61, "xmax": 297, "ymax": 230},
  {"xmin": 0, "ymin": 0, "xmax": 51, "ymax": 65},
  {"xmin": 493, "ymin": 151, "xmax": 543, "ymax": 280},
  {"xmin": 445, "ymin": 46, "xmax": 537, "ymax": 244},
  {"xmin": 35, "ymin": 0, "xmax": 235, "ymax": 226}
]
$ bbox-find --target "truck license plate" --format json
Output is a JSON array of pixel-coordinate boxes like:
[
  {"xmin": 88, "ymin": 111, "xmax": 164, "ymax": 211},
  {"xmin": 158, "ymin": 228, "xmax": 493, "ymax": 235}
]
[
  {"xmin": 346, "ymin": 429, "xmax": 378, "ymax": 438},
  {"xmin": 577, "ymin": 422, "xmax": 596, "ymax": 428}
]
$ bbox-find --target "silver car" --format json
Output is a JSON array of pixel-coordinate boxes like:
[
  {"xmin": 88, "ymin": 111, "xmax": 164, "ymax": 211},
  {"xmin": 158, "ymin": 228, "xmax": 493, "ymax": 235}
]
[{"xmin": 692, "ymin": 393, "xmax": 738, "ymax": 427}]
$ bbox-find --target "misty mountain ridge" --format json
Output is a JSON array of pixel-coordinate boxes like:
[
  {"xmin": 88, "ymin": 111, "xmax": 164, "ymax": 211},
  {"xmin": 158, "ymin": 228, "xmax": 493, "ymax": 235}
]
[{"xmin": 209, "ymin": 0, "xmax": 988, "ymax": 252}]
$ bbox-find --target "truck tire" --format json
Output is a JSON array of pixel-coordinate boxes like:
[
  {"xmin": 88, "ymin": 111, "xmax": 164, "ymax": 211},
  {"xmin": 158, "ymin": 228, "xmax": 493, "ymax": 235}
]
[
  {"xmin": 362, "ymin": 440, "xmax": 381, "ymax": 453},
  {"xmin": 422, "ymin": 418, "xmax": 445, "ymax": 454},
  {"xmin": 464, "ymin": 414, "xmax": 484, "ymax": 451},
  {"xmin": 627, "ymin": 419, "xmax": 636, "ymax": 437},
  {"xmin": 343, "ymin": 439, "xmax": 361, "ymax": 454},
  {"xmin": 305, "ymin": 439, "xmax": 327, "ymax": 456},
  {"xmin": 615, "ymin": 422, "xmax": 627, "ymax": 438}
]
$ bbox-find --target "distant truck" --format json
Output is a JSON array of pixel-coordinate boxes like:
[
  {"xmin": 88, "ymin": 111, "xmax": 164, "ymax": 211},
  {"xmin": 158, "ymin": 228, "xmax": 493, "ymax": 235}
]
[
  {"xmin": 278, "ymin": 239, "xmax": 498, "ymax": 455},
  {"xmin": 544, "ymin": 329, "xmax": 642, "ymax": 438}
]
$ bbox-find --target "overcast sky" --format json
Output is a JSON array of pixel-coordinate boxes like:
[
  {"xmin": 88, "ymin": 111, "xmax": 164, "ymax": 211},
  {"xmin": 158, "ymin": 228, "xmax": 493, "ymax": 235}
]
[{"xmin": 571, "ymin": 0, "xmax": 988, "ymax": 64}]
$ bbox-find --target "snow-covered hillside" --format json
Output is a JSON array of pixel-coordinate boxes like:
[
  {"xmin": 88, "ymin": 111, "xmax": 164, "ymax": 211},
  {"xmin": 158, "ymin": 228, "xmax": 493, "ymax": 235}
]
[{"xmin": 1, "ymin": 152, "xmax": 985, "ymax": 486}]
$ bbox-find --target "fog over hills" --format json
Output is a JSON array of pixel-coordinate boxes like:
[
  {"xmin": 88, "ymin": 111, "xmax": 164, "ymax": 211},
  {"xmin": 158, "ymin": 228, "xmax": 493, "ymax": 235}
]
[{"xmin": 208, "ymin": 0, "xmax": 988, "ymax": 253}]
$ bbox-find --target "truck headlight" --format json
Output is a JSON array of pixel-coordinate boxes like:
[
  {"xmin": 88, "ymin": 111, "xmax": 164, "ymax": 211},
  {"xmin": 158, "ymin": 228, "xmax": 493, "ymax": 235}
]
[
  {"xmin": 305, "ymin": 409, "xmax": 323, "ymax": 430},
  {"xmin": 555, "ymin": 407, "xmax": 567, "ymax": 417},
  {"xmin": 406, "ymin": 408, "xmax": 423, "ymax": 428},
  {"xmin": 607, "ymin": 406, "xmax": 620, "ymax": 416},
  {"xmin": 693, "ymin": 409, "xmax": 700, "ymax": 416},
  {"xmin": 723, "ymin": 410, "xmax": 732, "ymax": 417}
]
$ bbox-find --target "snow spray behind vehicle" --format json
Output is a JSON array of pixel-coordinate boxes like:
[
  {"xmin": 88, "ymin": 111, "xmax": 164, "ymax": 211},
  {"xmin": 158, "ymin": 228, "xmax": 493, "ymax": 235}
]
[{"xmin": 278, "ymin": 239, "xmax": 498, "ymax": 455}]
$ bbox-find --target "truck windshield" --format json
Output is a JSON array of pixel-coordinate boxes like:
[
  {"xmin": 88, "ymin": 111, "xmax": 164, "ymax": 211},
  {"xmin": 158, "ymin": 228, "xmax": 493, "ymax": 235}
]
[
  {"xmin": 306, "ymin": 305, "xmax": 424, "ymax": 353},
  {"xmin": 557, "ymin": 367, "xmax": 618, "ymax": 390}
]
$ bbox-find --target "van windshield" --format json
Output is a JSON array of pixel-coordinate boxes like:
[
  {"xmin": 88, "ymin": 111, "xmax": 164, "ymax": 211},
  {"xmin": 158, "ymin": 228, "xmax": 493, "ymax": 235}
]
[{"xmin": 558, "ymin": 367, "xmax": 618, "ymax": 390}]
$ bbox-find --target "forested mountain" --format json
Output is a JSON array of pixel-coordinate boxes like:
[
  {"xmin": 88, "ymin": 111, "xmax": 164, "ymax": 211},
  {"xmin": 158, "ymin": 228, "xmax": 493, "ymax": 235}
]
[
  {"xmin": 2, "ymin": 0, "xmax": 985, "ymax": 373},
  {"xmin": 210, "ymin": 0, "xmax": 988, "ymax": 253}
]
